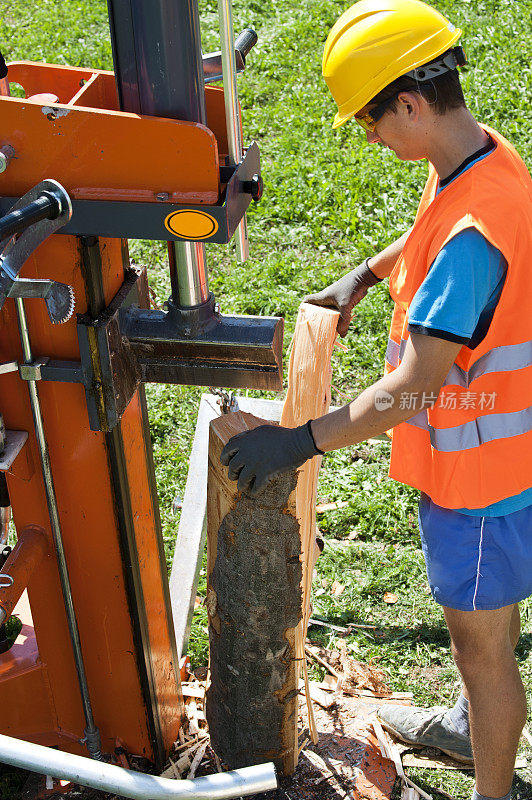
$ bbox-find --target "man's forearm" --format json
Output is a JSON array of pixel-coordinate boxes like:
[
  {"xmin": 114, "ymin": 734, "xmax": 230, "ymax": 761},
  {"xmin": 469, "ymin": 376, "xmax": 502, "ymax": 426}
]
[
  {"xmin": 368, "ymin": 228, "xmax": 412, "ymax": 280},
  {"xmin": 311, "ymin": 367, "xmax": 433, "ymax": 452}
]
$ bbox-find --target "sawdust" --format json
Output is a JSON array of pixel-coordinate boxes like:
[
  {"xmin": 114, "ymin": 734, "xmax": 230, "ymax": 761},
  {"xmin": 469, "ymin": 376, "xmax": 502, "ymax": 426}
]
[{"xmin": 33, "ymin": 649, "xmax": 400, "ymax": 800}]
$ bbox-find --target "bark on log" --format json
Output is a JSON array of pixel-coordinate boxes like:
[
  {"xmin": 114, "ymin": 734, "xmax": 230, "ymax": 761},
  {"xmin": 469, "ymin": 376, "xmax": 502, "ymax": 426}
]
[{"xmin": 206, "ymin": 411, "xmax": 302, "ymax": 774}]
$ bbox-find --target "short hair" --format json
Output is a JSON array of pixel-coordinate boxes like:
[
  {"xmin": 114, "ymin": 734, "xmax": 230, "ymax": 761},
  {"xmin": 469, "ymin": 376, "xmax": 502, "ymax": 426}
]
[{"xmin": 370, "ymin": 64, "xmax": 466, "ymax": 116}]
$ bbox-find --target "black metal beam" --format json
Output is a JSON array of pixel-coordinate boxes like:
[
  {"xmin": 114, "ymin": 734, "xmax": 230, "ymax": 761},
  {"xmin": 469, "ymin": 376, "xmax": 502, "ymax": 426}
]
[
  {"xmin": 78, "ymin": 235, "xmax": 168, "ymax": 768},
  {"xmin": 107, "ymin": 0, "xmax": 206, "ymax": 124}
]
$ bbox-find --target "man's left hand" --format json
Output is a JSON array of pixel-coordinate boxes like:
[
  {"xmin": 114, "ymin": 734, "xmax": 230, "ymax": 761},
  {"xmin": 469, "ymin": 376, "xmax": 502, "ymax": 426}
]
[{"xmin": 220, "ymin": 422, "xmax": 322, "ymax": 497}]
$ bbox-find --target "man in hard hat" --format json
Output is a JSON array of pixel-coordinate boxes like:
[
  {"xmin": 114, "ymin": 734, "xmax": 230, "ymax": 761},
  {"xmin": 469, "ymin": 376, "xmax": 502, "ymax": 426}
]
[{"xmin": 220, "ymin": 1, "xmax": 532, "ymax": 797}]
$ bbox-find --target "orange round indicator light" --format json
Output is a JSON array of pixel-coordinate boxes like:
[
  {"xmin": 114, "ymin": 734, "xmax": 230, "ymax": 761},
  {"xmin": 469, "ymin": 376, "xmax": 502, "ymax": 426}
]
[{"xmin": 164, "ymin": 209, "xmax": 219, "ymax": 240}]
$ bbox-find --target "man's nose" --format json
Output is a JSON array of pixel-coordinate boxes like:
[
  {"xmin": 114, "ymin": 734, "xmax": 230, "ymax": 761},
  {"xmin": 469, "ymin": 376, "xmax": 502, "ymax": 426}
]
[{"xmin": 366, "ymin": 129, "xmax": 381, "ymax": 144}]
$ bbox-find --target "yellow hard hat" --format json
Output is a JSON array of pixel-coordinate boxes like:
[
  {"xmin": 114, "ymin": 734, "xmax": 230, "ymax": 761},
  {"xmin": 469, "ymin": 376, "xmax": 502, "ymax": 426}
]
[{"xmin": 322, "ymin": 0, "xmax": 462, "ymax": 129}]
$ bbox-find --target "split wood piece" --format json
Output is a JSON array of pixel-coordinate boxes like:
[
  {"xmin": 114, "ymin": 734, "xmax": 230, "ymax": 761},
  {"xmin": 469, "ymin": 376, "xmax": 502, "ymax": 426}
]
[
  {"xmin": 206, "ymin": 410, "xmax": 302, "ymax": 776},
  {"xmin": 305, "ymin": 644, "xmax": 341, "ymax": 679},
  {"xmin": 298, "ymin": 679, "xmax": 337, "ymax": 709},
  {"xmin": 401, "ymin": 752, "xmax": 527, "ymax": 771},
  {"xmin": 181, "ymin": 682, "xmax": 205, "ymax": 699},
  {"xmin": 280, "ymin": 303, "xmax": 340, "ymax": 752},
  {"xmin": 187, "ymin": 740, "xmax": 209, "ymax": 779},
  {"xmin": 161, "ymin": 737, "xmax": 209, "ymax": 778},
  {"xmin": 280, "ymin": 302, "xmax": 340, "ymax": 632}
]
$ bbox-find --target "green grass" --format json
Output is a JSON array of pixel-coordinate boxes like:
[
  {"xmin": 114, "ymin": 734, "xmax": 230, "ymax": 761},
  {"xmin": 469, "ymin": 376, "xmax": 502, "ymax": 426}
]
[{"xmin": 1, "ymin": 0, "xmax": 532, "ymax": 797}]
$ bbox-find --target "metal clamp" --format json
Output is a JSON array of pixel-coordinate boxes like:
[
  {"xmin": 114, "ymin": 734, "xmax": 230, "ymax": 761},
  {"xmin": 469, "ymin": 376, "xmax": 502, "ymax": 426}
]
[
  {"xmin": 0, "ymin": 575, "xmax": 13, "ymax": 589},
  {"xmin": 19, "ymin": 358, "xmax": 49, "ymax": 382}
]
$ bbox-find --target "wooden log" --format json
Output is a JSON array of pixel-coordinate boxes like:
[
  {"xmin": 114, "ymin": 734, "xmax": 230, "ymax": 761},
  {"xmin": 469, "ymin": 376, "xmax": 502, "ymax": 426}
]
[
  {"xmin": 206, "ymin": 304, "xmax": 339, "ymax": 776},
  {"xmin": 206, "ymin": 411, "xmax": 302, "ymax": 775}
]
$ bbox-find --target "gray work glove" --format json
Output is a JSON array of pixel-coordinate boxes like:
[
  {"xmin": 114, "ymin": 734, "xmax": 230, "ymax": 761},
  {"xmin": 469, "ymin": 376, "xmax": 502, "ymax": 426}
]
[
  {"xmin": 303, "ymin": 257, "xmax": 381, "ymax": 337},
  {"xmin": 220, "ymin": 421, "xmax": 322, "ymax": 497}
]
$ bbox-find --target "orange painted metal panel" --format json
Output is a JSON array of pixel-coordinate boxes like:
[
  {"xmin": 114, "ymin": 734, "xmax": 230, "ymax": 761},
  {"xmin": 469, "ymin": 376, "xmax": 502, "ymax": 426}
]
[
  {"xmin": 0, "ymin": 594, "xmax": 56, "ymax": 743},
  {"xmin": 0, "ymin": 234, "xmax": 181, "ymax": 759},
  {"xmin": 0, "ymin": 526, "xmax": 48, "ymax": 621},
  {"xmin": 7, "ymin": 62, "xmax": 97, "ymax": 105},
  {"xmin": 1, "ymin": 65, "xmax": 220, "ymax": 204},
  {"xmin": 7, "ymin": 62, "xmax": 231, "ymax": 155}
]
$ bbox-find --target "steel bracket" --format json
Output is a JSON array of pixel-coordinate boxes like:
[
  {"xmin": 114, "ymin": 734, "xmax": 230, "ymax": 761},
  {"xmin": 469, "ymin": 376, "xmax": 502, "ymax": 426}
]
[
  {"xmin": 0, "ymin": 144, "xmax": 261, "ymax": 244},
  {"xmin": 77, "ymin": 268, "xmax": 145, "ymax": 433},
  {"xmin": 18, "ymin": 358, "xmax": 49, "ymax": 382},
  {"xmin": 74, "ymin": 266, "xmax": 282, "ymax": 432}
]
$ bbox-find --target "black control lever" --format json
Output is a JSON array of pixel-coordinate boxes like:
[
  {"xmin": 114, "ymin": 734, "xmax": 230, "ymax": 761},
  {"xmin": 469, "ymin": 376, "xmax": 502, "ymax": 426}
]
[
  {"xmin": 203, "ymin": 27, "xmax": 258, "ymax": 84},
  {"xmin": 234, "ymin": 28, "xmax": 258, "ymax": 64},
  {"xmin": 0, "ymin": 191, "xmax": 63, "ymax": 242}
]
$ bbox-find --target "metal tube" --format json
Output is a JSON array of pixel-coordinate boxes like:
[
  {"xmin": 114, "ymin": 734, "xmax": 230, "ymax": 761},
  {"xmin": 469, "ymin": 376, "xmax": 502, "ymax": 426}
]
[
  {"xmin": 218, "ymin": 0, "xmax": 249, "ymax": 263},
  {"xmin": 169, "ymin": 242, "xmax": 209, "ymax": 307},
  {"xmin": 15, "ymin": 297, "xmax": 102, "ymax": 761},
  {"xmin": 0, "ymin": 733, "xmax": 277, "ymax": 800}
]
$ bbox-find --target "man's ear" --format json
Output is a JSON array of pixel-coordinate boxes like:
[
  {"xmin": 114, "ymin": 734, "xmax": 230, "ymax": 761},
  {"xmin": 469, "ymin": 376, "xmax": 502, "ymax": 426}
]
[{"xmin": 397, "ymin": 91, "xmax": 421, "ymax": 122}]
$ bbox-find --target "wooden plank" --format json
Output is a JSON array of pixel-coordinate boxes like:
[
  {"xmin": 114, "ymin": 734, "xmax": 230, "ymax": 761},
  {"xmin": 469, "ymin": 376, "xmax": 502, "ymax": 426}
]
[
  {"xmin": 169, "ymin": 394, "xmax": 221, "ymax": 658},
  {"xmin": 280, "ymin": 303, "xmax": 340, "ymax": 755}
]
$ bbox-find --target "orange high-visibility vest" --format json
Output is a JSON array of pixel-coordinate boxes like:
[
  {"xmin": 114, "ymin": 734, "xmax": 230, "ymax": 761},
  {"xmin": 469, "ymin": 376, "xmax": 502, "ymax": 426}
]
[{"xmin": 386, "ymin": 126, "xmax": 532, "ymax": 509}]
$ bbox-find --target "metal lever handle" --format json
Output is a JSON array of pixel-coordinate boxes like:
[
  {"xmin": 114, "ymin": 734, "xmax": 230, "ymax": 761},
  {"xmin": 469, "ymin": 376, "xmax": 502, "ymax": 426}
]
[
  {"xmin": 203, "ymin": 28, "xmax": 257, "ymax": 84},
  {"xmin": 235, "ymin": 28, "xmax": 258, "ymax": 62},
  {"xmin": 0, "ymin": 191, "xmax": 63, "ymax": 241},
  {"xmin": 0, "ymin": 180, "xmax": 75, "ymax": 324}
]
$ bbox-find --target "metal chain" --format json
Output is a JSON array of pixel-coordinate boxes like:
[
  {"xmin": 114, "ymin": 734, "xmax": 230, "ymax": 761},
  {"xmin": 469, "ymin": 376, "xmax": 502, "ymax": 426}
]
[{"xmin": 208, "ymin": 387, "xmax": 239, "ymax": 414}]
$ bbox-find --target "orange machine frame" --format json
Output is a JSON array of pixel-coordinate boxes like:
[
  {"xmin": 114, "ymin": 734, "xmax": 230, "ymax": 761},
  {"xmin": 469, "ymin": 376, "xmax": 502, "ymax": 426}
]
[{"xmin": 0, "ymin": 59, "xmax": 233, "ymax": 766}]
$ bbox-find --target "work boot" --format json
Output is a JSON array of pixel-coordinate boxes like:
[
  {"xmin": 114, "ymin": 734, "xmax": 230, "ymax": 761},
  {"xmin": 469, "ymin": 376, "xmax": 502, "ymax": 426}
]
[{"xmin": 377, "ymin": 705, "xmax": 474, "ymax": 765}]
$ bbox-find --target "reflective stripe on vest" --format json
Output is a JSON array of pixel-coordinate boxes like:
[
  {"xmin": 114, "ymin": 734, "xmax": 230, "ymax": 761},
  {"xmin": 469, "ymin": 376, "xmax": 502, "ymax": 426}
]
[
  {"xmin": 445, "ymin": 340, "xmax": 532, "ymax": 388},
  {"xmin": 385, "ymin": 337, "xmax": 408, "ymax": 369},
  {"xmin": 386, "ymin": 336, "xmax": 532, "ymax": 388},
  {"xmin": 405, "ymin": 404, "xmax": 532, "ymax": 452}
]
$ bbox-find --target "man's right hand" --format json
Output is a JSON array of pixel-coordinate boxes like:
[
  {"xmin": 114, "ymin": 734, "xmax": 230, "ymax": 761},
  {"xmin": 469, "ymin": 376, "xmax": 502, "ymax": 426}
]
[{"xmin": 303, "ymin": 258, "xmax": 381, "ymax": 337}]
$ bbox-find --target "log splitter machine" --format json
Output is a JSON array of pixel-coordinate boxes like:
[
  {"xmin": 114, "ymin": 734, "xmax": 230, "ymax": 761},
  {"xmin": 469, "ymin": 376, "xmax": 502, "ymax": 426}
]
[{"xmin": 0, "ymin": 0, "xmax": 282, "ymax": 796}]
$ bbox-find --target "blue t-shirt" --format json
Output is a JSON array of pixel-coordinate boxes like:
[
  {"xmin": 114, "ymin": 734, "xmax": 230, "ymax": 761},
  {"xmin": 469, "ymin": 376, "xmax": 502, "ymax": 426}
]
[{"xmin": 407, "ymin": 142, "xmax": 532, "ymax": 517}]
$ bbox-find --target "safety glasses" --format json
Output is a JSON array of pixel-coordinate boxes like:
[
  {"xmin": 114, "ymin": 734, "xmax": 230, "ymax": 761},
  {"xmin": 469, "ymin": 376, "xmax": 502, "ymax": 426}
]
[{"xmin": 354, "ymin": 92, "xmax": 400, "ymax": 132}]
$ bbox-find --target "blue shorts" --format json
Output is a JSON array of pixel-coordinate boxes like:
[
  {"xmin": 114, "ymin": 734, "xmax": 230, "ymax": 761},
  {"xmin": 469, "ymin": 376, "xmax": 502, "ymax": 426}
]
[{"xmin": 418, "ymin": 493, "xmax": 532, "ymax": 611}]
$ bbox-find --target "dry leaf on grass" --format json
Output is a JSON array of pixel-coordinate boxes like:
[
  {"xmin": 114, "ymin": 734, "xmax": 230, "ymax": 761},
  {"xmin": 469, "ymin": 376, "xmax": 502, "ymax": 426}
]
[
  {"xmin": 383, "ymin": 592, "xmax": 398, "ymax": 604},
  {"xmin": 331, "ymin": 580, "xmax": 345, "ymax": 596}
]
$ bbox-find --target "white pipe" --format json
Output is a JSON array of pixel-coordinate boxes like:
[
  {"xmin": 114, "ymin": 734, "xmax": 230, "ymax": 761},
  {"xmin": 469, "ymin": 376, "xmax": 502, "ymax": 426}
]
[{"xmin": 0, "ymin": 733, "xmax": 277, "ymax": 800}]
